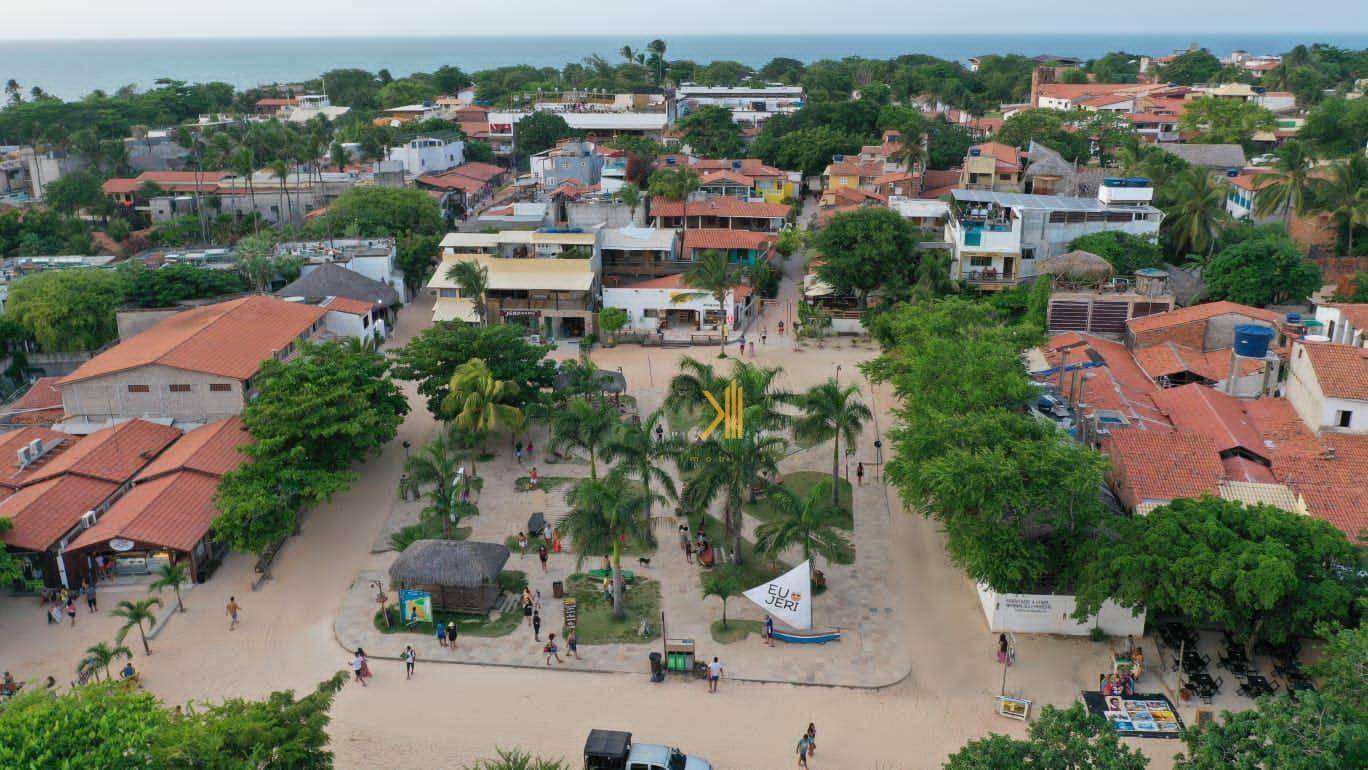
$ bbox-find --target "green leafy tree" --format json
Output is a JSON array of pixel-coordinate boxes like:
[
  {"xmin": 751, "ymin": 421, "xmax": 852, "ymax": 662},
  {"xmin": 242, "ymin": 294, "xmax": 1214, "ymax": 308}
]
[
  {"xmin": 395, "ymin": 233, "xmax": 440, "ymax": 296},
  {"xmin": 701, "ymin": 568, "xmax": 746, "ymax": 628},
  {"xmin": 794, "ymin": 379, "xmax": 873, "ymax": 505},
  {"xmin": 677, "ymin": 105, "xmax": 743, "ymax": 158},
  {"xmin": 4, "ymin": 268, "xmax": 125, "ymax": 351},
  {"xmin": 597, "ymin": 306, "xmax": 629, "ymax": 343},
  {"xmin": 214, "ymin": 455, "xmax": 349, "ymax": 555},
  {"xmin": 43, "ymin": 170, "xmax": 111, "ymax": 217},
  {"xmin": 677, "ymin": 431, "xmax": 787, "ymax": 564},
  {"xmin": 680, "ymin": 249, "xmax": 741, "ymax": 357},
  {"xmin": 149, "ymin": 562, "xmax": 189, "ymax": 613},
  {"xmin": 1252, "ymin": 140, "xmax": 1316, "ymax": 227},
  {"xmin": 1309, "ymin": 154, "xmax": 1368, "ymax": 255},
  {"xmin": 0, "ymin": 519, "xmax": 23, "ymax": 586},
  {"xmin": 751, "ymin": 125, "xmax": 867, "ymax": 178},
  {"xmin": 753, "ymin": 478, "xmax": 853, "ymax": 573},
  {"xmin": 1300, "ymin": 97, "xmax": 1368, "ymax": 157},
  {"xmin": 467, "ymin": 748, "xmax": 572, "ymax": 770},
  {"xmin": 112, "ymin": 597, "xmax": 163, "ymax": 656},
  {"xmin": 1073, "ymin": 498, "xmax": 1357, "ymax": 654},
  {"xmin": 515, "ymin": 111, "xmax": 577, "ymax": 157},
  {"xmin": 1178, "ymin": 97, "xmax": 1276, "ymax": 151},
  {"xmin": 1068, "ymin": 231, "xmax": 1166, "ymax": 276},
  {"xmin": 549, "ymin": 397, "xmax": 617, "ymax": 479},
  {"xmin": 234, "ymin": 233, "xmax": 279, "ymax": 292},
  {"xmin": 123, "ymin": 262, "xmax": 249, "ymax": 308},
  {"xmin": 1160, "ymin": 49, "xmax": 1224, "ymax": 84},
  {"xmin": 1163, "ymin": 168, "xmax": 1230, "ymax": 262},
  {"xmin": 78, "ymin": 641, "xmax": 133, "ymax": 682},
  {"xmin": 562, "ymin": 475, "xmax": 658, "ymax": 618},
  {"xmin": 324, "ymin": 186, "xmax": 443, "ymax": 237},
  {"xmin": 1026, "ymin": 275, "xmax": 1052, "ymax": 332},
  {"xmin": 648, "ymin": 166, "xmax": 701, "ymax": 203},
  {"xmin": 377, "ymin": 76, "xmax": 438, "ymax": 108},
  {"xmin": 995, "ymin": 109, "xmax": 1067, "ymax": 150},
  {"xmin": 1204, "ymin": 227, "xmax": 1322, "ymax": 306},
  {"xmin": 0, "ymin": 682, "xmax": 169, "ymax": 765},
  {"xmin": 926, "ymin": 118, "xmax": 976, "ymax": 170},
  {"xmin": 812, "ymin": 206, "xmax": 921, "ymax": 307},
  {"xmin": 442, "ymin": 358, "xmax": 525, "ymax": 464},
  {"xmin": 390, "ymin": 323, "xmax": 555, "ymax": 417},
  {"xmin": 617, "ymin": 183, "xmax": 641, "ymax": 224},
  {"xmin": 946, "ymin": 703, "xmax": 1148, "ymax": 769}
]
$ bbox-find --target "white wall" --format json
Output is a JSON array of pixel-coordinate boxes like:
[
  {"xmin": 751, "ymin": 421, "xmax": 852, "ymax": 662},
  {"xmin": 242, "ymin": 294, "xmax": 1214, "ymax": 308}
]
[
  {"xmin": 602, "ymin": 286, "xmax": 749, "ymax": 332},
  {"xmin": 976, "ymin": 584, "xmax": 1146, "ymax": 636},
  {"xmin": 1322, "ymin": 395, "xmax": 1368, "ymax": 433}
]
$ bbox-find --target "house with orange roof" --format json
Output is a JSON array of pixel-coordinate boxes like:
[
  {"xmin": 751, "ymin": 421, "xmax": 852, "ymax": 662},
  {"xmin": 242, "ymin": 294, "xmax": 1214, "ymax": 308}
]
[
  {"xmin": 0, "ymin": 418, "xmax": 181, "ymax": 588},
  {"xmin": 65, "ymin": 417, "xmax": 251, "ymax": 585},
  {"xmin": 959, "ymin": 142, "xmax": 1024, "ymax": 192},
  {"xmin": 56, "ymin": 295, "xmax": 327, "ymax": 427},
  {"xmin": 1107, "ymin": 430, "xmax": 1224, "ymax": 513},
  {"xmin": 1286, "ymin": 340, "xmax": 1368, "ymax": 433},
  {"xmin": 601, "ymin": 273, "xmax": 755, "ymax": 336},
  {"xmin": 1125, "ymin": 301, "xmax": 1285, "ymax": 352},
  {"xmin": 821, "ymin": 156, "xmax": 885, "ymax": 193},
  {"xmin": 0, "ymin": 377, "xmax": 65, "ymax": 426},
  {"xmin": 1313, "ymin": 303, "xmax": 1368, "ymax": 349},
  {"xmin": 649, "ymin": 196, "xmax": 787, "ymax": 232}
]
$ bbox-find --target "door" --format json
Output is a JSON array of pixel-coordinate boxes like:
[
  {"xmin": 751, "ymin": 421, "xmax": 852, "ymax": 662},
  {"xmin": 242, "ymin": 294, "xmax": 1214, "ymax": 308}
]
[{"xmin": 1002, "ymin": 257, "xmax": 1016, "ymax": 280}]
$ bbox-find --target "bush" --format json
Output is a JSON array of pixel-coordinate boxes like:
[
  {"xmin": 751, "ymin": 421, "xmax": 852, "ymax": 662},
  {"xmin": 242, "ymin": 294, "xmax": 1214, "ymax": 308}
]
[{"xmin": 497, "ymin": 570, "xmax": 528, "ymax": 594}]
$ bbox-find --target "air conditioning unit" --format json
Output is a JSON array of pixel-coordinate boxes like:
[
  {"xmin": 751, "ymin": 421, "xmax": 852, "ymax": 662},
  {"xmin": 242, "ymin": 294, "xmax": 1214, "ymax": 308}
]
[
  {"xmin": 80, "ymin": 511, "xmax": 98, "ymax": 529},
  {"xmin": 27, "ymin": 438, "xmax": 44, "ymax": 458},
  {"xmin": 16, "ymin": 447, "xmax": 30, "ymax": 467}
]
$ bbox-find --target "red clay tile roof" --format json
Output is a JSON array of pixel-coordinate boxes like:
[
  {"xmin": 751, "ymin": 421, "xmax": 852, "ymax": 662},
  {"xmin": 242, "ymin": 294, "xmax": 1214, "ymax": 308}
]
[
  {"xmin": 136, "ymin": 417, "xmax": 249, "ymax": 483},
  {"xmin": 0, "ymin": 475, "xmax": 118, "ymax": 551},
  {"xmin": 23, "ymin": 419, "xmax": 181, "ymax": 487},
  {"xmin": 102, "ymin": 171, "xmax": 233, "ymax": 196},
  {"xmin": 323, "ymin": 296, "xmax": 381, "ymax": 316},
  {"xmin": 59, "ymin": 296, "xmax": 326, "ymax": 384},
  {"xmin": 0, "ymin": 427, "xmax": 75, "ymax": 490},
  {"xmin": 1151, "ymin": 384, "xmax": 1268, "ymax": 459},
  {"xmin": 66, "ymin": 471, "xmax": 222, "ymax": 553},
  {"xmin": 971, "ymin": 142, "xmax": 1023, "ymax": 166},
  {"xmin": 650, "ymin": 196, "xmax": 789, "ymax": 219},
  {"xmin": 447, "ymin": 162, "xmax": 505, "ymax": 182},
  {"xmin": 1133, "ymin": 343, "xmax": 1262, "ymax": 382},
  {"xmin": 1323, "ymin": 303, "xmax": 1368, "ymax": 334},
  {"xmin": 1109, "ymin": 429, "xmax": 1224, "ymax": 503},
  {"xmin": 417, "ymin": 171, "xmax": 487, "ymax": 193},
  {"xmin": 3, "ymin": 376, "xmax": 64, "ymax": 424},
  {"xmin": 1126, "ymin": 300, "xmax": 1283, "ymax": 334},
  {"xmin": 1221, "ymin": 455, "xmax": 1277, "ymax": 484},
  {"xmin": 698, "ymin": 170, "xmax": 754, "ymax": 187},
  {"xmin": 1299, "ymin": 342, "xmax": 1368, "ymax": 401},
  {"xmin": 255, "ymin": 97, "xmax": 298, "ymax": 108},
  {"xmin": 1037, "ymin": 333, "xmax": 1167, "ymax": 428},
  {"xmin": 826, "ymin": 159, "xmax": 885, "ymax": 178},
  {"xmin": 683, "ymin": 229, "xmax": 776, "ymax": 252}
]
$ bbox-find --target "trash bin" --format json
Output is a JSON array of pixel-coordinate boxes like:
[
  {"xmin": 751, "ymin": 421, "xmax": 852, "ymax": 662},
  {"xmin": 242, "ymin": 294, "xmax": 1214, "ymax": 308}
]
[
  {"xmin": 649, "ymin": 652, "xmax": 664, "ymax": 682},
  {"xmin": 552, "ymin": 580, "xmax": 564, "ymax": 598}
]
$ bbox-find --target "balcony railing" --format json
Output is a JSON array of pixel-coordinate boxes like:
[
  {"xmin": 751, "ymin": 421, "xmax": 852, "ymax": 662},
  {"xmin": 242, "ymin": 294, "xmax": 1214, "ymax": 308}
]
[
  {"xmin": 494, "ymin": 296, "xmax": 590, "ymax": 311},
  {"xmin": 962, "ymin": 269, "xmax": 1017, "ymax": 285}
]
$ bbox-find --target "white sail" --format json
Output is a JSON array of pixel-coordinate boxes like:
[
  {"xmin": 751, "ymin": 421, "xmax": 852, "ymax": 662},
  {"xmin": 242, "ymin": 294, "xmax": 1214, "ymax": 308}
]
[{"xmin": 742, "ymin": 560, "xmax": 812, "ymax": 630}]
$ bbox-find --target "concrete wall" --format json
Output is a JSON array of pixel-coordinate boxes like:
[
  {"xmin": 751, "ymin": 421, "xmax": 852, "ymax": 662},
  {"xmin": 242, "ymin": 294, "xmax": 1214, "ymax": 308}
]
[
  {"xmin": 977, "ymin": 584, "xmax": 1146, "ymax": 636},
  {"xmin": 1204, "ymin": 314, "xmax": 1276, "ymax": 352},
  {"xmin": 59, "ymin": 364, "xmax": 246, "ymax": 423},
  {"xmin": 1286, "ymin": 343, "xmax": 1326, "ymax": 432},
  {"xmin": 1323, "ymin": 395, "xmax": 1368, "ymax": 433},
  {"xmin": 565, "ymin": 201, "xmax": 633, "ymax": 229},
  {"xmin": 116, "ymin": 308, "xmax": 184, "ymax": 341}
]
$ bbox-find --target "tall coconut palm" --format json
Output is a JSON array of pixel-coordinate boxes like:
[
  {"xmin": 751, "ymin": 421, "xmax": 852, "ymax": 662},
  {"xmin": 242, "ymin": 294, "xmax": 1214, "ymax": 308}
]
[
  {"xmin": 1163, "ymin": 168, "xmax": 1229, "ymax": 264},
  {"xmin": 442, "ymin": 358, "xmax": 524, "ymax": 469},
  {"xmin": 550, "ymin": 397, "xmax": 617, "ymax": 479},
  {"xmin": 650, "ymin": 167, "xmax": 700, "ymax": 239},
  {"xmin": 1253, "ymin": 140, "xmax": 1315, "ymax": 227},
  {"xmin": 677, "ymin": 431, "xmax": 787, "ymax": 564},
  {"xmin": 667, "ymin": 356, "xmax": 795, "ymax": 434},
  {"xmin": 269, "ymin": 158, "xmax": 293, "ymax": 224},
  {"xmin": 79, "ymin": 641, "xmax": 133, "ymax": 682},
  {"xmin": 753, "ymin": 478, "xmax": 854, "ymax": 575},
  {"xmin": 795, "ymin": 379, "xmax": 873, "ymax": 506},
  {"xmin": 112, "ymin": 597, "xmax": 163, "ymax": 656},
  {"xmin": 229, "ymin": 146, "xmax": 259, "ymax": 233},
  {"xmin": 445, "ymin": 259, "xmax": 489, "ymax": 325},
  {"xmin": 681, "ymin": 250, "xmax": 742, "ymax": 357},
  {"xmin": 1310, "ymin": 155, "xmax": 1368, "ymax": 256},
  {"xmin": 562, "ymin": 475, "xmax": 659, "ymax": 619},
  {"xmin": 400, "ymin": 424, "xmax": 473, "ymax": 539},
  {"xmin": 618, "ymin": 183, "xmax": 641, "ymax": 225},
  {"xmin": 647, "ymin": 39, "xmax": 668, "ymax": 85},
  {"xmin": 602, "ymin": 409, "xmax": 677, "ymax": 526},
  {"xmin": 149, "ymin": 562, "xmax": 189, "ymax": 613}
]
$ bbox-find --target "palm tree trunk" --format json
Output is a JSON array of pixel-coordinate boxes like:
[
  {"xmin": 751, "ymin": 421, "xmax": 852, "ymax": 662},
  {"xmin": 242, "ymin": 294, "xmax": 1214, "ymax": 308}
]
[
  {"xmin": 611, "ymin": 541, "xmax": 625, "ymax": 620},
  {"xmin": 717, "ymin": 290, "xmax": 728, "ymax": 358},
  {"xmin": 721, "ymin": 597, "xmax": 728, "ymax": 628},
  {"xmin": 831, "ymin": 432, "xmax": 841, "ymax": 505},
  {"xmin": 138, "ymin": 624, "xmax": 150, "ymax": 655},
  {"xmin": 175, "ymin": 586, "xmax": 184, "ymax": 613},
  {"xmin": 589, "ymin": 448, "xmax": 598, "ymax": 480}
]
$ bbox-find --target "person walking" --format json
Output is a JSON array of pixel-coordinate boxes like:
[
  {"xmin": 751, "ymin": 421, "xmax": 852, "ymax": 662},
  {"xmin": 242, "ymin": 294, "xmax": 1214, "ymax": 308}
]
[
  {"xmin": 65, "ymin": 598, "xmax": 77, "ymax": 626},
  {"xmin": 436, "ymin": 620, "xmax": 447, "ymax": 647},
  {"xmin": 515, "ymin": 440, "xmax": 524, "ymax": 465},
  {"xmin": 517, "ymin": 532, "xmax": 528, "ymax": 556},
  {"xmin": 532, "ymin": 609, "xmax": 542, "ymax": 641},
  {"xmin": 538, "ymin": 544, "xmax": 549, "ymax": 573},
  {"xmin": 446, "ymin": 621, "xmax": 458, "ymax": 650},
  {"xmin": 83, "ymin": 580, "xmax": 97, "ymax": 612},
  {"xmin": 806, "ymin": 723, "xmax": 817, "ymax": 756},
  {"xmin": 684, "ymin": 537, "xmax": 694, "ymax": 565},
  {"xmin": 997, "ymin": 634, "xmax": 1011, "ymax": 665},
  {"xmin": 765, "ymin": 615, "xmax": 775, "ymax": 647},
  {"xmin": 525, "ymin": 439, "xmax": 534, "ymax": 461},
  {"xmin": 707, "ymin": 656, "xmax": 722, "ymax": 693},
  {"xmin": 567, "ymin": 627, "xmax": 580, "ymax": 659},
  {"xmin": 402, "ymin": 645, "xmax": 415, "ymax": 680},
  {"xmin": 226, "ymin": 596, "xmax": 240, "ymax": 630},
  {"xmin": 796, "ymin": 733, "xmax": 811, "ymax": 768},
  {"xmin": 521, "ymin": 588, "xmax": 533, "ymax": 625},
  {"xmin": 856, "ymin": 461, "xmax": 865, "ymax": 486},
  {"xmin": 761, "ymin": 326, "xmax": 768, "ymax": 345},
  {"xmin": 533, "ymin": 589, "xmax": 542, "ymax": 612},
  {"xmin": 358, "ymin": 648, "xmax": 372, "ymax": 680},
  {"xmin": 778, "ymin": 320, "xmax": 785, "ymax": 336},
  {"xmin": 351, "ymin": 651, "xmax": 366, "ymax": 686},
  {"xmin": 528, "ymin": 466, "xmax": 539, "ymax": 489},
  {"xmin": 544, "ymin": 632, "xmax": 562, "ymax": 665}
]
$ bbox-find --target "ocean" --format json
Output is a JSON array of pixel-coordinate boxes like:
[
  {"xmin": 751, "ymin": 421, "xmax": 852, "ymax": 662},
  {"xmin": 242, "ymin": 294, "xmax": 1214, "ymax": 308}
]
[{"xmin": 2, "ymin": 34, "xmax": 1365, "ymax": 101}]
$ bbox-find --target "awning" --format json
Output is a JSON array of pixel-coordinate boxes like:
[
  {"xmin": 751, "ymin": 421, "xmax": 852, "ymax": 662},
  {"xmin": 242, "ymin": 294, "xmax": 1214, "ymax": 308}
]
[{"xmin": 432, "ymin": 299, "xmax": 480, "ymax": 323}]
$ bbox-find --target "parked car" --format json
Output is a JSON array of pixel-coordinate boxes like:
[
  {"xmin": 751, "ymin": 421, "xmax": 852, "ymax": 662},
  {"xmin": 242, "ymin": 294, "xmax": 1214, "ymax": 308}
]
[{"xmin": 584, "ymin": 729, "xmax": 714, "ymax": 770}]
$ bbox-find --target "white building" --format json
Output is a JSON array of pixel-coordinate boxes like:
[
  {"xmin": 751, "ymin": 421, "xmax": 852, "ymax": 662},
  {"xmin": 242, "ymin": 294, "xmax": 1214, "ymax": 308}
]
[
  {"xmin": 602, "ymin": 274, "xmax": 755, "ymax": 334},
  {"xmin": 945, "ymin": 181, "xmax": 1163, "ymax": 290},
  {"xmin": 1286, "ymin": 340, "xmax": 1368, "ymax": 433},
  {"xmin": 673, "ymin": 84, "xmax": 805, "ymax": 126},
  {"xmin": 888, "ymin": 197, "xmax": 950, "ymax": 232},
  {"xmin": 318, "ymin": 296, "xmax": 388, "ymax": 341},
  {"xmin": 386, "ymin": 136, "xmax": 465, "ymax": 176},
  {"xmin": 1314, "ymin": 304, "xmax": 1368, "ymax": 348},
  {"xmin": 278, "ymin": 239, "xmax": 409, "ymax": 303}
]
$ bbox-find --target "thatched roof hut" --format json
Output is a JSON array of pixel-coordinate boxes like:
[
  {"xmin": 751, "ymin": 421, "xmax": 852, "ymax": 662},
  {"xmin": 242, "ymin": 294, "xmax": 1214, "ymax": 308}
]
[
  {"xmin": 388, "ymin": 540, "xmax": 510, "ymax": 613},
  {"xmin": 1036, "ymin": 250, "xmax": 1115, "ymax": 280}
]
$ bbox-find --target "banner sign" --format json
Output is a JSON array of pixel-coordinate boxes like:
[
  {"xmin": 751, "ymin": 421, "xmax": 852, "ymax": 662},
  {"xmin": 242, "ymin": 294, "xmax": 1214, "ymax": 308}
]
[
  {"xmin": 743, "ymin": 560, "xmax": 812, "ymax": 630},
  {"xmin": 398, "ymin": 589, "xmax": 432, "ymax": 624},
  {"xmin": 1082, "ymin": 692, "xmax": 1186, "ymax": 739}
]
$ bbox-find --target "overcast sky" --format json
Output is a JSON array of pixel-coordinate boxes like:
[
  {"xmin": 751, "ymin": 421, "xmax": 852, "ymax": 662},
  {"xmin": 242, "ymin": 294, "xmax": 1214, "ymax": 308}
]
[{"xmin": 2, "ymin": 0, "xmax": 1362, "ymax": 39}]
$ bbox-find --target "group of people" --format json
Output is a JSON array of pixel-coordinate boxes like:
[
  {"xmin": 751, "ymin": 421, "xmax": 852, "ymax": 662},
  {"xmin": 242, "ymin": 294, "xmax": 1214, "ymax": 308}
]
[
  {"xmin": 677, "ymin": 522, "xmax": 715, "ymax": 567},
  {"xmin": 1100, "ymin": 634, "xmax": 1145, "ymax": 695},
  {"xmin": 350, "ymin": 648, "xmax": 373, "ymax": 686},
  {"xmin": 795, "ymin": 722, "xmax": 817, "ymax": 767},
  {"xmin": 44, "ymin": 581, "xmax": 97, "ymax": 627},
  {"xmin": 514, "ymin": 439, "xmax": 536, "ymax": 466},
  {"xmin": 435, "ymin": 620, "xmax": 459, "ymax": 649}
]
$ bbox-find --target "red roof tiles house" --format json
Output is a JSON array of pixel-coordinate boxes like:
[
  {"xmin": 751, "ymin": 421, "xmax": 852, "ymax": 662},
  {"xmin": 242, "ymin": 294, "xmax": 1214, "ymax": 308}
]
[
  {"xmin": 59, "ymin": 296, "xmax": 326, "ymax": 385},
  {"xmin": 970, "ymin": 142, "xmax": 1023, "ymax": 166},
  {"xmin": 0, "ymin": 427, "xmax": 75, "ymax": 490},
  {"xmin": 1299, "ymin": 342, "xmax": 1368, "ymax": 401},
  {"xmin": 682, "ymin": 229, "xmax": 776, "ymax": 252},
  {"xmin": 2, "ymin": 376, "xmax": 65, "ymax": 424},
  {"xmin": 0, "ymin": 475, "xmax": 121, "ymax": 551},
  {"xmin": 1151, "ymin": 383, "xmax": 1268, "ymax": 459},
  {"xmin": 65, "ymin": 471, "xmax": 222, "ymax": 553},
  {"xmin": 649, "ymin": 196, "xmax": 789, "ymax": 220},
  {"xmin": 1133, "ymin": 343, "xmax": 1262, "ymax": 383},
  {"xmin": 1126, "ymin": 301, "xmax": 1283, "ymax": 334},
  {"xmin": 1322, "ymin": 303, "xmax": 1368, "ymax": 335},
  {"xmin": 1108, "ymin": 430, "xmax": 1224, "ymax": 510},
  {"xmin": 826, "ymin": 159, "xmax": 885, "ymax": 179},
  {"xmin": 22, "ymin": 419, "xmax": 181, "ymax": 487},
  {"xmin": 135, "ymin": 417, "xmax": 249, "ymax": 482},
  {"xmin": 322, "ymin": 296, "xmax": 382, "ymax": 317}
]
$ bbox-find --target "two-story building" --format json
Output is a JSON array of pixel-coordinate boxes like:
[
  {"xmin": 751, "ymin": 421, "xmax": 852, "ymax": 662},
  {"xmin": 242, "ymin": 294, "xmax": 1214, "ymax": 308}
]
[
  {"xmin": 672, "ymin": 84, "xmax": 805, "ymax": 126},
  {"xmin": 427, "ymin": 249, "xmax": 598, "ymax": 340},
  {"xmin": 1314, "ymin": 303, "xmax": 1368, "ymax": 349},
  {"xmin": 649, "ymin": 196, "xmax": 787, "ymax": 231},
  {"xmin": 958, "ymin": 142, "xmax": 1024, "ymax": 192},
  {"xmin": 821, "ymin": 157, "xmax": 884, "ymax": 193},
  {"xmin": 386, "ymin": 135, "xmax": 465, "ymax": 176},
  {"xmin": 599, "ymin": 227, "xmax": 683, "ymax": 286},
  {"xmin": 531, "ymin": 141, "xmax": 605, "ymax": 191},
  {"xmin": 945, "ymin": 179, "xmax": 1163, "ymax": 290}
]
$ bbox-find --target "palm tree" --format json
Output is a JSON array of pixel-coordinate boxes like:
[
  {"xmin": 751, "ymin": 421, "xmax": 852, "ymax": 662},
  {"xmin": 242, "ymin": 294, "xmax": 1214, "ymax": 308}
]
[
  {"xmin": 150, "ymin": 562, "xmax": 189, "ymax": 613},
  {"xmin": 401, "ymin": 424, "xmax": 473, "ymax": 539},
  {"xmin": 1253, "ymin": 140, "xmax": 1315, "ymax": 228},
  {"xmin": 269, "ymin": 158, "xmax": 293, "ymax": 224},
  {"xmin": 677, "ymin": 431, "xmax": 787, "ymax": 564},
  {"xmin": 701, "ymin": 569, "xmax": 745, "ymax": 628},
  {"xmin": 1310, "ymin": 155, "xmax": 1368, "ymax": 256},
  {"xmin": 618, "ymin": 183, "xmax": 641, "ymax": 225},
  {"xmin": 753, "ymin": 479, "xmax": 853, "ymax": 575},
  {"xmin": 890, "ymin": 136, "xmax": 925, "ymax": 172},
  {"xmin": 445, "ymin": 259, "xmax": 489, "ymax": 325},
  {"xmin": 442, "ymin": 358, "xmax": 525, "ymax": 468},
  {"xmin": 229, "ymin": 146, "xmax": 259, "ymax": 232},
  {"xmin": 667, "ymin": 357, "xmax": 795, "ymax": 434},
  {"xmin": 602, "ymin": 409, "xmax": 677, "ymax": 526},
  {"xmin": 79, "ymin": 641, "xmax": 133, "ymax": 682},
  {"xmin": 562, "ymin": 475, "xmax": 658, "ymax": 619},
  {"xmin": 330, "ymin": 142, "xmax": 348, "ymax": 172},
  {"xmin": 112, "ymin": 597, "xmax": 163, "ymax": 656},
  {"xmin": 647, "ymin": 39, "xmax": 668, "ymax": 85},
  {"xmin": 681, "ymin": 250, "xmax": 742, "ymax": 357},
  {"xmin": 550, "ymin": 397, "xmax": 618, "ymax": 479},
  {"xmin": 795, "ymin": 379, "xmax": 873, "ymax": 506},
  {"xmin": 650, "ymin": 167, "xmax": 700, "ymax": 239},
  {"xmin": 1163, "ymin": 168, "xmax": 1229, "ymax": 263}
]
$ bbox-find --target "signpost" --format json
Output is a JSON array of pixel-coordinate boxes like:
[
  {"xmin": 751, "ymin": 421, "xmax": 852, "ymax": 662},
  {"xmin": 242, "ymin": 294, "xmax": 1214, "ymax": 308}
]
[{"xmin": 398, "ymin": 589, "xmax": 432, "ymax": 625}]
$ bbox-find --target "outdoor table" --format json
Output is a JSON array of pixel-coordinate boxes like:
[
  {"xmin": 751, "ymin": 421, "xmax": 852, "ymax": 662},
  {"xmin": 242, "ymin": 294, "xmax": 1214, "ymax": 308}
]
[
  {"xmin": 1182, "ymin": 657, "xmax": 1209, "ymax": 676},
  {"xmin": 1287, "ymin": 677, "xmax": 1315, "ymax": 695},
  {"xmin": 1240, "ymin": 674, "xmax": 1278, "ymax": 698}
]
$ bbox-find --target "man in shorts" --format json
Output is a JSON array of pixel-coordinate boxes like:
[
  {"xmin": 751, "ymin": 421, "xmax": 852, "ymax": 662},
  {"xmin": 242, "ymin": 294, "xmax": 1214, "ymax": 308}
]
[
  {"xmin": 226, "ymin": 596, "xmax": 240, "ymax": 630},
  {"xmin": 708, "ymin": 656, "xmax": 723, "ymax": 693}
]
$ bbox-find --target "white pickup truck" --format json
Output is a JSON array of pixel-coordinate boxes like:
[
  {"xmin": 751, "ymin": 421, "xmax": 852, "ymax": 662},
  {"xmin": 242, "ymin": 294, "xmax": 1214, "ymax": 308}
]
[{"xmin": 583, "ymin": 729, "xmax": 714, "ymax": 770}]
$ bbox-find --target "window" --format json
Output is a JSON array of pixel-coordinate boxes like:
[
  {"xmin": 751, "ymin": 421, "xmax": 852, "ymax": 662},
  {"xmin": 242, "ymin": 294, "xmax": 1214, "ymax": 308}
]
[
  {"xmin": 169, "ymin": 384, "xmax": 192, "ymax": 393},
  {"xmin": 970, "ymin": 256, "xmax": 993, "ymax": 267},
  {"xmin": 127, "ymin": 384, "xmax": 150, "ymax": 393},
  {"xmin": 210, "ymin": 383, "xmax": 232, "ymax": 392},
  {"xmin": 1337, "ymin": 410, "xmax": 1353, "ymax": 428},
  {"xmin": 438, "ymin": 288, "xmax": 460, "ymax": 298}
]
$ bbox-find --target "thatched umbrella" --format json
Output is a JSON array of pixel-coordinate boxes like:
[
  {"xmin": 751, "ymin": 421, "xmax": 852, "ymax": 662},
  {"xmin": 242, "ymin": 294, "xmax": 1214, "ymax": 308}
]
[
  {"xmin": 388, "ymin": 540, "xmax": 510, "ymax": 613},
  {"xmin": 1036, "ymin": 250, "xmax": 1115, "ymax": 281}
]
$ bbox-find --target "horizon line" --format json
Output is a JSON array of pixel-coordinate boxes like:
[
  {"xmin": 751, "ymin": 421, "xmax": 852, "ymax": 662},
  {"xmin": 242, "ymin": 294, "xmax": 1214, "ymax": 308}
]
[{"xmin": 0, "ymin": 31, "xmax": 1358, "ymax": 43}]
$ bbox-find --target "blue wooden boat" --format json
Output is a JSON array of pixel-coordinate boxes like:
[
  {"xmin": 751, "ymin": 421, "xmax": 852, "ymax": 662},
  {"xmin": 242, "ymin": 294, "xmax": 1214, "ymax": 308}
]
[{"xmin": 773, "ymin": 628, "xmax": 841, "ymax": 644}]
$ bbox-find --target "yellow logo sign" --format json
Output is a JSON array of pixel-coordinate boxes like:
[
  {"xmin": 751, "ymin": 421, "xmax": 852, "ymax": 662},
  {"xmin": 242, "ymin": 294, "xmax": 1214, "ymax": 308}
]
[{"xmin": 701, "ymin": 380, "xmax": 744, "ymax": 440}]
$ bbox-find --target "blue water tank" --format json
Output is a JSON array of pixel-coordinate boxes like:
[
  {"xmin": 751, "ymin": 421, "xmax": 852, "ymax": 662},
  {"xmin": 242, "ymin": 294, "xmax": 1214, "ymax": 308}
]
[
  {"xmin": 1285, "ymin": 313, "xmax": 1302, "ymax": 324},
  {"xmin": 1233, "ymin": 324, "xmax": 1275, "ymax": 358}
]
